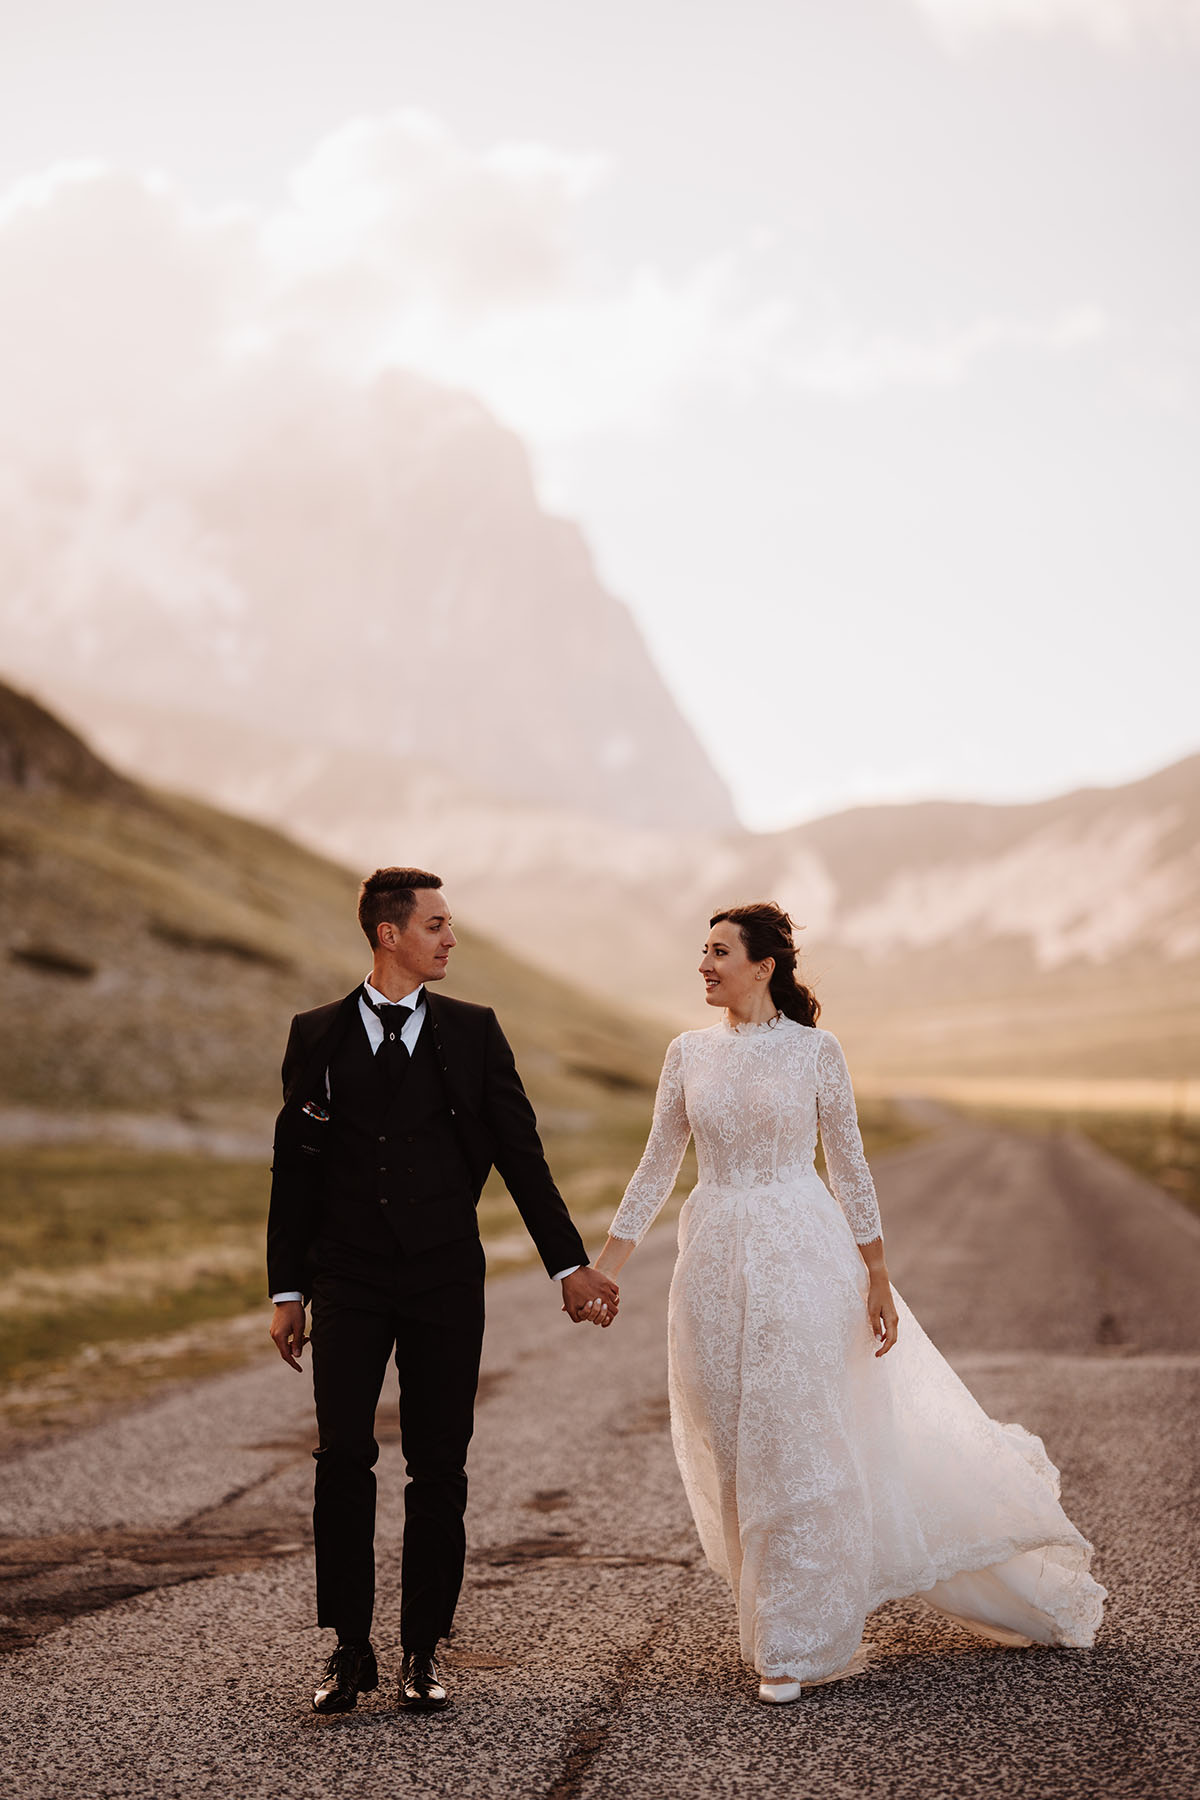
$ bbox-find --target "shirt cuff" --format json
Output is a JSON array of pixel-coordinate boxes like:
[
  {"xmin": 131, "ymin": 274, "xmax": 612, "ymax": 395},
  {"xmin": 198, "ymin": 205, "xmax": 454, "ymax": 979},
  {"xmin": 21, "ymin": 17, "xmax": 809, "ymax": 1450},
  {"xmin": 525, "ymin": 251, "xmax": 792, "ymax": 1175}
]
[
  {"xmin": 271, "ymin": 1291, "xmax": 304, "ymax": 1304},
  {"xmin": 552, "ymin": 1265, "xmax": 583, "ymax": 1282}
]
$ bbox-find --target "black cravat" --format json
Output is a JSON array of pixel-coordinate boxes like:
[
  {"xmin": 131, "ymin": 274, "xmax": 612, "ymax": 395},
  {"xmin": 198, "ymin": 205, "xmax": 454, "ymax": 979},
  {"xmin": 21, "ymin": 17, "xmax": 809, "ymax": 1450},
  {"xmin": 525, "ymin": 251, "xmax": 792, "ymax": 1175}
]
[
  {"xmin": 361, "ymin": 989, "xmax": 418, "ymax": 1083},
  {"xmin": 376, "ymin": 1002, "xmax": 414, "ymax": 1044}
]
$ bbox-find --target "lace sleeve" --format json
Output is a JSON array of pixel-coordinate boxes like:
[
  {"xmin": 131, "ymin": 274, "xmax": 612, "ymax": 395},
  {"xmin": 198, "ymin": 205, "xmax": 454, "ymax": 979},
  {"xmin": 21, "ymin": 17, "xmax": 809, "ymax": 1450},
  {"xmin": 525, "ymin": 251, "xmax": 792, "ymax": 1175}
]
[
  {"xmin": 608, "ymin": 1037, "xmax": 691, "ymax": 1245},
  {"xmin": 815, "ymin": 1032, "xmax": 883, "ymax": 1245}
]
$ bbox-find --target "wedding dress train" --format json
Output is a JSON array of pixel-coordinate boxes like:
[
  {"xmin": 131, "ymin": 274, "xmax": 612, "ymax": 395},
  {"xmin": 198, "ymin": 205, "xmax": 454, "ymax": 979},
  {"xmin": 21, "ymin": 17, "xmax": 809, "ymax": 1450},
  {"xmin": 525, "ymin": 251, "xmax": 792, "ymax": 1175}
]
[{"xmin": 608, "ymin": 1018, "xmax": 1106, "ymax": 1685}]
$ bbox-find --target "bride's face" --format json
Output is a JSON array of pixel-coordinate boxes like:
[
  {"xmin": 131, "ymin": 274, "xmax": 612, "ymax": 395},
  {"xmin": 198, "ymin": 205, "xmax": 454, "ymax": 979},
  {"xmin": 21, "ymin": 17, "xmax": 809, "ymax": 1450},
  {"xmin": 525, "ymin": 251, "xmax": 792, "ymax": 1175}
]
[{"xmin": 700, "ymin": 921, "xmax": 770, "ymax": 1009}]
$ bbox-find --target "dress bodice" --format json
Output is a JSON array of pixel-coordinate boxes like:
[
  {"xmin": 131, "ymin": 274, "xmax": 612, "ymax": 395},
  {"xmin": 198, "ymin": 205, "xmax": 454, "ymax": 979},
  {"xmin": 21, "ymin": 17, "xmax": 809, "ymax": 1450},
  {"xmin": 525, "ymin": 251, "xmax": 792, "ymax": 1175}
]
[{"xmin": 609, "ymin": 1018, "xmax": 883, "ymax": 1246}]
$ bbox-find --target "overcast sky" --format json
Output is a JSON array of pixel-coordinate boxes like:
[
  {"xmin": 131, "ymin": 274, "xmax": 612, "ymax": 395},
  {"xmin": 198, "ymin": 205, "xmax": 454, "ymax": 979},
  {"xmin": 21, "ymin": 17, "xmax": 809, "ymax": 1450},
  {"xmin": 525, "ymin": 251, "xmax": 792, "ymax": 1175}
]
[{"xmin": 2, "ymin": 0, "xmax": 1197, "ymax": 827}]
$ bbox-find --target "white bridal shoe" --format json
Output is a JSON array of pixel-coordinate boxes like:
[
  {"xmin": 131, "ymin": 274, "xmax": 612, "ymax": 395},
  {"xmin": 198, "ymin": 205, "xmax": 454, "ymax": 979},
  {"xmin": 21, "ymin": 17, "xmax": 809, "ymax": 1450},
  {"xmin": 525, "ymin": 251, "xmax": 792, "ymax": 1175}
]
[{"xmin": 757, "ymin": 1678, "xmax": 804, "ymax": 1704}]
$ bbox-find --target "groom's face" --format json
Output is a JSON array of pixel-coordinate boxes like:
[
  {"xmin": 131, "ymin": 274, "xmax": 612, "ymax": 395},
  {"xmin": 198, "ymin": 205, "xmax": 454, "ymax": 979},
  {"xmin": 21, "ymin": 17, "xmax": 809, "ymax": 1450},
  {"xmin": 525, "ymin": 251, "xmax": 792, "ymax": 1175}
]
[{"xmin": 379, "ymin": 888, "xmax": 457, "ymax": 984}]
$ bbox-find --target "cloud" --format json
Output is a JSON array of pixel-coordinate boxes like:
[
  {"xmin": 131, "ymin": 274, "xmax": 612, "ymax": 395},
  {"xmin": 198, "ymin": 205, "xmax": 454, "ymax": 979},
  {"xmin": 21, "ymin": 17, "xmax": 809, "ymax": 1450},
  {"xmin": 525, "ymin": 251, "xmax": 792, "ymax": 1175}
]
[
  {"xmin": 0, "ymin": 113, "xmax": 800, "ymax": 461},
  {"xmin": 788, "ymin": 303, "xmax": 1108, "ymax": 397},
  {"xmin": 0, "ymin": 108, "xmax": 1122, "ymax": 473},
  {"xmin": 253, "ymin": 110, "xmax": 790, "ymax": 439},
  {"xmin": 0, "ymin": 161, "xmax": 254, "ymax": 456},
  {"xmin": 263, "ymin": 108, "xmax": 609, "ymax": 318},
  {"xmin": 908, "ymin": 0, "xmax": 1200, "ymax": 52},
  {"xmin": 363, "ymin": 254, "xmax": 794, "ymax": 442}
]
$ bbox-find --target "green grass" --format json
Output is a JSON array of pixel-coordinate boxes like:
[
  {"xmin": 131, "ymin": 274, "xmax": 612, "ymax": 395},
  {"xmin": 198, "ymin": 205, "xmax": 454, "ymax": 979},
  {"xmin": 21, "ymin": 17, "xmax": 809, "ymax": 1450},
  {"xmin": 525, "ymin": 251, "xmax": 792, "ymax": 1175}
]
[
  {"xmin": 0, "ymin": 1150, "xmax": 269, "ymax": 1383},
  {"xmin": 1084, "ymin": 1113, "xmax": 1199, "ymax": 1215},
  {"xmin": 1110, "ymin": 1116, "xmax": 1198, "ymax": 1216},
  {"xmin": 1, "ymin": 1149, "xmax": 270, "ymax": 1273},
  {"xmin": 1068, "ymin": 1112, "xmax": 1200, "ymax": 1217},
  {"xmin": 0, "ymin": 1098, "xmax": 919, "ymax": 1389}
]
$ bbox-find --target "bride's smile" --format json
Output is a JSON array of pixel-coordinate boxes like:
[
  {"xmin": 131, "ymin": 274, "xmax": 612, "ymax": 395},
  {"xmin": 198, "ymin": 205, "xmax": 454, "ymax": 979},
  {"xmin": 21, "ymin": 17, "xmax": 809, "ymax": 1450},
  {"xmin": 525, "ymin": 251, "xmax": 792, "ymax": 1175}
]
[{"xmin": 699, "ymin": 919, "xmax": 779, "ymax": 1027}]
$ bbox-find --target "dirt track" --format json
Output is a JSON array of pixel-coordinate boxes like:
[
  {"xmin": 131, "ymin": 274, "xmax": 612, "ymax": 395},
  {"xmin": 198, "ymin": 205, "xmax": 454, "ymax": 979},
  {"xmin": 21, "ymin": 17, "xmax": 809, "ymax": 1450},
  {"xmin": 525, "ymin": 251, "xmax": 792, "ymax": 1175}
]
[{"xmin": 2, "ymin": 1118, "xmax": 1198, "ymax": 1799}]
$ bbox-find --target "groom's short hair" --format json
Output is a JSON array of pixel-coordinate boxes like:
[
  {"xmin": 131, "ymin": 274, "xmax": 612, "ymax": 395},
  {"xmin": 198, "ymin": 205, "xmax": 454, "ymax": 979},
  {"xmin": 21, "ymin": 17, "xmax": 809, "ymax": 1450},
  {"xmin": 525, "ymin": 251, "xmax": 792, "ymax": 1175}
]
[{"xmin": 358, "ymin": 867, "xmax": 444, "ymax": 946}]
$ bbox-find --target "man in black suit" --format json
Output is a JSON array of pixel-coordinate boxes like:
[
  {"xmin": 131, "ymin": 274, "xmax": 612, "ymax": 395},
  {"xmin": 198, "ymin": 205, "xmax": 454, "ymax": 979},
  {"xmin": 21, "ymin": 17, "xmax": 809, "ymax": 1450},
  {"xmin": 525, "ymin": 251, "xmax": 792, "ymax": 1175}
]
[{"xmin": 267, "ymin": 867, "xmax": 619, "ymax": 1715}]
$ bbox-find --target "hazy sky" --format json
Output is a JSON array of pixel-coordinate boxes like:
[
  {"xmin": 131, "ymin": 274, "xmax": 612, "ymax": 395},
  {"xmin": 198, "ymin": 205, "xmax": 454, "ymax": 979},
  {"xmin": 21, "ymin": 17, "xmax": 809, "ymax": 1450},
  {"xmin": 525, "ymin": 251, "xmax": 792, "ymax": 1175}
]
[{"xmin": 2, "ymin": 0, "xmax": 1197, "ymax": 827}]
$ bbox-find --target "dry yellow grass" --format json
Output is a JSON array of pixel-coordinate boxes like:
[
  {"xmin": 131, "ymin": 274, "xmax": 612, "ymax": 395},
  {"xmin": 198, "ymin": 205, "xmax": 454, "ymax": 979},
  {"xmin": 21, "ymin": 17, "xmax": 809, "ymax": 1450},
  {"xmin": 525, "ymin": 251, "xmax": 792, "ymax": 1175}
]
[{"xmin": 855, "ymin": 1074, "xmax": 1200, "ymax": 1118}]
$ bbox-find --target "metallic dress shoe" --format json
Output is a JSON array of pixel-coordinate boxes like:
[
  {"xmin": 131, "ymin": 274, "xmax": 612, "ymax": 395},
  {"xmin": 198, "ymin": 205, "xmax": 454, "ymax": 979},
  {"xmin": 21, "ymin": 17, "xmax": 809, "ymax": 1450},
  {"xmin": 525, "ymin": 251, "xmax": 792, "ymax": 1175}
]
[
  {"xmin": 313, "ymin": 1640, "xmax": 379, "ymax": 1713},
  {"xmin": 398, "ymin": 1649, "xmax": 449, "ymax": 1712}
]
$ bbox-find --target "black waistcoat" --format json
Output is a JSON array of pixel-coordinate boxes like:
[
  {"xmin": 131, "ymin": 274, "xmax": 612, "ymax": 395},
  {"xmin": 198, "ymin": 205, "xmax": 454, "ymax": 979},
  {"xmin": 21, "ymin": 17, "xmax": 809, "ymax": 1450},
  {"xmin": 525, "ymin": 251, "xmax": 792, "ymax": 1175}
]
[{"xmin": 318, "ymin": 1016, "xmax": 478, "ymax": 1262}]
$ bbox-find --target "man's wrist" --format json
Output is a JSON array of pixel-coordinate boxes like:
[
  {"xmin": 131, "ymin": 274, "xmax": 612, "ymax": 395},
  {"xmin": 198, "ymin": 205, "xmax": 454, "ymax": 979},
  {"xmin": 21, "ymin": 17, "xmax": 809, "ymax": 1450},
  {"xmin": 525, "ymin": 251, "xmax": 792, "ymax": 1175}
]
[
  {"xmin": 553, "ymin": 1265, "xmax": 584, "ymax": 1282},
  {"xmin": 271, "ymin": 1292, "xmax": 304, "ymax": 1305}
]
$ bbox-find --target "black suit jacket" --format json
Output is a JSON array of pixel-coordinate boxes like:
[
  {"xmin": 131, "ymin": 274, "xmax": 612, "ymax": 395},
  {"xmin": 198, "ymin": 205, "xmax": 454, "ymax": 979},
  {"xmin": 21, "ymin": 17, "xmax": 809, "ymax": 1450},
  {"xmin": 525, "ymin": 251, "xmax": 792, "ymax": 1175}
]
[{"xmin": 266, "ymin": 986, "xmax": 588, "ymax": 1296}]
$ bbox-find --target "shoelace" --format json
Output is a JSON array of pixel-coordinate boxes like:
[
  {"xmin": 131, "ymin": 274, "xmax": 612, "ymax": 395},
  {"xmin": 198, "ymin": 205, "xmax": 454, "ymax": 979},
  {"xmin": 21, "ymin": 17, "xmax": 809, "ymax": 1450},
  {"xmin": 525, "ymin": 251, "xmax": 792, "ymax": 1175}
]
[
  {"xmin": 321, "ymin": 1644, "xmax": 362, "ymax": 1683},
  {"xmin": 405, "ymin": 1654, "xmax": 441, "ymax": 1682}
]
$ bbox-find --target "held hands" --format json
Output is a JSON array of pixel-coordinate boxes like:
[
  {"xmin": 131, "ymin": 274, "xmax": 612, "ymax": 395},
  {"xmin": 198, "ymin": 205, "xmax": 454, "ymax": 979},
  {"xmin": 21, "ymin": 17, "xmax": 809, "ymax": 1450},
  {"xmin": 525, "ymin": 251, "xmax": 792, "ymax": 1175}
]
[
  {"xmin": 561, "ymin": 1266, "xmax": 620, "ymax": 1328},
  {"xmin": 270, "ymin": 1301, "xmax": 308, "ymax": 1371},
  {"xmin": 868, "ymin": 1272, "xmax": 899, "ymax": 1357}
]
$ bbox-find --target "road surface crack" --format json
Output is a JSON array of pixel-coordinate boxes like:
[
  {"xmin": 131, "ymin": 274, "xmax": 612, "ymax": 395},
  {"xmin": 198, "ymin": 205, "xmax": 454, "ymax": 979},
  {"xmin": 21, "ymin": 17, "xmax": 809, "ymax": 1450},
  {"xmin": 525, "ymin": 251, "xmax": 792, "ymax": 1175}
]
[
  {"xmin": 543, "ymin": 1623, "xmax": 664, "ymax": 1800},
  {"xmin": 0, "ymin": 1514, "xmax": 309, "ymax": 1655}
]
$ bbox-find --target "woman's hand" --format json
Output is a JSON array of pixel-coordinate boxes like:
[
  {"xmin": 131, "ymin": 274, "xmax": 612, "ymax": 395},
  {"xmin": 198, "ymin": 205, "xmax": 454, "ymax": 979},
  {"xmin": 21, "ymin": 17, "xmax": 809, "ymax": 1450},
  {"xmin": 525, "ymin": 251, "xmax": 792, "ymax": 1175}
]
[
  {"xmin": 868, "ymin": 1273, "xmax": 899, "ymax": 1357},
  {"xmin": 561, "ymin": 1267, "xmax": 620, "ymax": 1326}
]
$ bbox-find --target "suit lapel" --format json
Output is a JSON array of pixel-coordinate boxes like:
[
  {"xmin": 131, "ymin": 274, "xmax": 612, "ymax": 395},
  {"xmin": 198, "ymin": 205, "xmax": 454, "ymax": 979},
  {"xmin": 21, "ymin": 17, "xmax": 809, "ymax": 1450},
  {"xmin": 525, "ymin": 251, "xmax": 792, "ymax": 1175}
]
[
  {"xmin": 284, "ymin": 986, "xmax": 363, "ymax": 1108},
  {"xmin": 422, "ymin": 991, "xmax": 478, "ymax": 1121}
]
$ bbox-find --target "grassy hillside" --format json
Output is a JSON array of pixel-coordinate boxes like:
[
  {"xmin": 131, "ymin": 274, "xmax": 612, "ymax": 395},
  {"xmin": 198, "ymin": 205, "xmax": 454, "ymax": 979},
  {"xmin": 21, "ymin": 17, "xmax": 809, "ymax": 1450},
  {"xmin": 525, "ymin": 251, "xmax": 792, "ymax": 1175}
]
[
  {"xmin": 820, "ymin": 940, "xmax": 1200, "ymax": 1083},
  {"xmin": 0, "ymin": 683, "xmax": 670, "ymax": 1115}
]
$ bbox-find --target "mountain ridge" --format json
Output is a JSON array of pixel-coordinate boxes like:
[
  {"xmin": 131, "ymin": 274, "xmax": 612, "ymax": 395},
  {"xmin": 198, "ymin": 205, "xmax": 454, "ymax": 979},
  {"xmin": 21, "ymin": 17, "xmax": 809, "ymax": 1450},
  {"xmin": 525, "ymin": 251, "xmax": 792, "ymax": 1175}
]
[{"xmin": 25, "ymin": 677, "xmax": 1200, "ymax": 1082}]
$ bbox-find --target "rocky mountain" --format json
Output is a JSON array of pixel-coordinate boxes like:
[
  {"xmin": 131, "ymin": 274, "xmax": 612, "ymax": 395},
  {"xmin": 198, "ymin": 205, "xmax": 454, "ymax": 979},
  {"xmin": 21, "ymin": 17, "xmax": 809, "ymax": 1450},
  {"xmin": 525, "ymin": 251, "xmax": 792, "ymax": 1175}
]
[
  {"xmin": 0, "ymin": 369, "xmax": 734, "ymax": 832},
  {"xmin": 1, "ymin": 348, "xmax": 1193, "ymax": 1086},
  {"xmin": 33, "ymin": 682, "xmax": 1200, "ymax": 1084},
  {"xmin": 0, "ymin": 680, "xmax": 668, "ymax": 1120},
  {"xmin": 748, "ymin": 756, "xmax": 1200, "ymax": 1081}
]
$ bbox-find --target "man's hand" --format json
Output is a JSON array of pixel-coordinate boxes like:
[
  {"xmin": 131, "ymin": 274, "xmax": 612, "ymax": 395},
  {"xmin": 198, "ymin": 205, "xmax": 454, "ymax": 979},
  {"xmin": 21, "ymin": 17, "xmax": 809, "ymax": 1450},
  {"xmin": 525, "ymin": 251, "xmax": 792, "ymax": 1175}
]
[
  {"xmin": 561, "ymin": 1267, "xmax": 619, "ymax": 1327},
  {"xmin": 270, "ymin": 1301, "xmax": 308, "ymax": 1370}
]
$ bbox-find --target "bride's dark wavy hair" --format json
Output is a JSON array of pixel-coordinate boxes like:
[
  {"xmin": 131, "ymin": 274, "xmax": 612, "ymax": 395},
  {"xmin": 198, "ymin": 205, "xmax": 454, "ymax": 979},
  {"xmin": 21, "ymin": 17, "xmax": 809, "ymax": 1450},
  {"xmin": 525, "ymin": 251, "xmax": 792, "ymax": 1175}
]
[{"xmin": 709, "ymin": 901, "xmax": 820, "ymax": 1028}]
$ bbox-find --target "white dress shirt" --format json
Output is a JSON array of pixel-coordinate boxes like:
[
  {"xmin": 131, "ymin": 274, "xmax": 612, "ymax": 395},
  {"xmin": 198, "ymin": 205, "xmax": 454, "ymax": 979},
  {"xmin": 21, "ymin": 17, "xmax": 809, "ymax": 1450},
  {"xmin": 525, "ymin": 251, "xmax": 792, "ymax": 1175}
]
[{"xmin": 271, "ymin": 977, "xmax": 579, "ymax": 1301}]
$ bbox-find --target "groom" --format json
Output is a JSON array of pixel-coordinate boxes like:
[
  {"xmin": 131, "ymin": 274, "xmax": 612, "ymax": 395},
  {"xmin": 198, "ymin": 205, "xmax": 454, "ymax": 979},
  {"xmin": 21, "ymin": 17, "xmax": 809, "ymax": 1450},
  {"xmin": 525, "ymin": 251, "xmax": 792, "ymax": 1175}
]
[{"xmin": 267, "ymin": 867, "xmax": 619, "ymax": 1715}]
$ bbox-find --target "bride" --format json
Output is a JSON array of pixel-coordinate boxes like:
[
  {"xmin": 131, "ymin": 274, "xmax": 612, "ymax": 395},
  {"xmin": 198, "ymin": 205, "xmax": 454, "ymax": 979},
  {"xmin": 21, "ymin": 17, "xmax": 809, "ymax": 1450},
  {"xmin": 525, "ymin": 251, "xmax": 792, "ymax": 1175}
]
[{"xmin": 582, "ymin": 901, "xmax": 1106, "ymax": 1703}]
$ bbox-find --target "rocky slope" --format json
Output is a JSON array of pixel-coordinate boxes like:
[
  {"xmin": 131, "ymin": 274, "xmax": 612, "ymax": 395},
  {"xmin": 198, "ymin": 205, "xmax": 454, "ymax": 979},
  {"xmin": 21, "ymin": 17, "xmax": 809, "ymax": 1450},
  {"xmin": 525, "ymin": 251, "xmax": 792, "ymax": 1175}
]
[{"xmin": 0, "ymin": 370, "xmax": 734, "ymax": 832}]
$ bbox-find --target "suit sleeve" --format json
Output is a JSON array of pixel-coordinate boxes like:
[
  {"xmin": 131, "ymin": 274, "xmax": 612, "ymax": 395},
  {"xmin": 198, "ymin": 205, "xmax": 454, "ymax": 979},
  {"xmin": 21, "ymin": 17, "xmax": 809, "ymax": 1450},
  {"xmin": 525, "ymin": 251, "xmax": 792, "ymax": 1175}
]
[
  {"xmin": 480, "ymin": 1011, "xmax": 589, "ymax": 1279},
  {"xmin": 280, "ymin": 1014, "xmax": 309, "ymax": 1101},
  {"xmin": 265, "ymin": 1015, "xmax": 322, "ymax": 1297}
]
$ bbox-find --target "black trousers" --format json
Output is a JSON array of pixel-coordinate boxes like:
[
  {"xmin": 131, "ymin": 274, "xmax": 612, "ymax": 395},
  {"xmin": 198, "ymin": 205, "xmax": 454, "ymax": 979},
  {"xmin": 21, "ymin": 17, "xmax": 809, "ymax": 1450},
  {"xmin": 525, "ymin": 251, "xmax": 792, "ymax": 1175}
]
[{"xmin": 309, "ymin": 1238, "xmax": 485, "ymax": 1649}]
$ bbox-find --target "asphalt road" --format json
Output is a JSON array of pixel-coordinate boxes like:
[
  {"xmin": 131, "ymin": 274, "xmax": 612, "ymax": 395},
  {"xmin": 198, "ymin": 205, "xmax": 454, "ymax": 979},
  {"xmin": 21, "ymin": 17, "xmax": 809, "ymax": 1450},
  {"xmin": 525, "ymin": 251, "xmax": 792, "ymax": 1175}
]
[{"xmin": 2, "ymin": 1118, "xmax": 1198, "ymax": 1800}]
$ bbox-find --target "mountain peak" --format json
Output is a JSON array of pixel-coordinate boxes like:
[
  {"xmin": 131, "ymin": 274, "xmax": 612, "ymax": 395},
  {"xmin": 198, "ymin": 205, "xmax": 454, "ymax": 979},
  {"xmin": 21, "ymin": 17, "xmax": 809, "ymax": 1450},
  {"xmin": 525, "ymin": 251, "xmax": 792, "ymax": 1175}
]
[
  {"xmin": 0, "ymin": 371, "xmax": 736, "ymax": 831},
  {"xmin": 0, "ymin": 681, "xmax": 134, "ymax": 801}
]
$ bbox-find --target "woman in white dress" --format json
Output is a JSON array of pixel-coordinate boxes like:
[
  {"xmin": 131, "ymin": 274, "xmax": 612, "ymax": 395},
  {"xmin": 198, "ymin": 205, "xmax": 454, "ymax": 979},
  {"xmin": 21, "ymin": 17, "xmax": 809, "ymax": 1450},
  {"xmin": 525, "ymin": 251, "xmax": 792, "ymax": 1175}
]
[{"xmin": 583, "ymin": 901, "xmax": 1106, "ymax": 1704}]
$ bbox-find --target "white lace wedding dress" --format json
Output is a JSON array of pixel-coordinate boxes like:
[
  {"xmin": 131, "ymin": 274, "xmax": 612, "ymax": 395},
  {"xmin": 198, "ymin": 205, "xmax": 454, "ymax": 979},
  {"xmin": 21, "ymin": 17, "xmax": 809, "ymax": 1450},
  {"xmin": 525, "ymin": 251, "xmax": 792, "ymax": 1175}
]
[{"xmin": 609, "ymin": 1017, "xmax": 1106, "ymax": 1685}]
